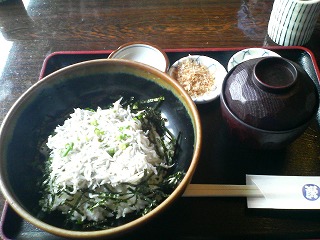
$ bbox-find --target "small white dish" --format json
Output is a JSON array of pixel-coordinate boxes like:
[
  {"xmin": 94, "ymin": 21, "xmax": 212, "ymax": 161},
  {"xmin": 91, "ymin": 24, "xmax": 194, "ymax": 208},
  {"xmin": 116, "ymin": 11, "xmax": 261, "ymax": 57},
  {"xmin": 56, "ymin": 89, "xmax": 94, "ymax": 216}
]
[
  {"xmin": 168, "ymin": 55, "xmax": 227, "ymax": 104},
  {"xmin": 227, "ymin": 48, "xmax": 281, "ymax": 71},
  {"xmin": 108, "ymin": 42, "xmax": 169, "ymax": 72}
]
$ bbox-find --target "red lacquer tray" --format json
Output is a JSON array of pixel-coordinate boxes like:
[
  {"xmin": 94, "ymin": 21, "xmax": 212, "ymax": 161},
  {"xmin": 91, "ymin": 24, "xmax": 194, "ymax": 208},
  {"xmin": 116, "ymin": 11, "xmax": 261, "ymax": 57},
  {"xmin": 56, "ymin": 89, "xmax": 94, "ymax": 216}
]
[{"xmin": 1, "ymin": 46, "xmax": 320, "ymax": 239}]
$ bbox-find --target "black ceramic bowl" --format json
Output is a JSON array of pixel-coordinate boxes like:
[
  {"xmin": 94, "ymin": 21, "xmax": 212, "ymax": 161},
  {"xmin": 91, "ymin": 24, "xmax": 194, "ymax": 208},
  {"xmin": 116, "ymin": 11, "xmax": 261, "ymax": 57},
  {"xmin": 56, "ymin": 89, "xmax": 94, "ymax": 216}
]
[
  {"xmin": 0, "ymin": 59, "xmax": 202, "ymax": 238},
  {"xmin": 221, "ymin": 57, "xmax": 319, "ymax": 149}
]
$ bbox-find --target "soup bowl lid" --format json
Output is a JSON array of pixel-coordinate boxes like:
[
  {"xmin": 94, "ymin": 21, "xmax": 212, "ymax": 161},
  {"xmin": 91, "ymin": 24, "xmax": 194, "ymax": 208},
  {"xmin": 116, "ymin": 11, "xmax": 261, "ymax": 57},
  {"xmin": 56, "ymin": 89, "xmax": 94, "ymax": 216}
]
[{"xmin": 222, "ymin": 57, "xmax": 319, "ymax": 131}]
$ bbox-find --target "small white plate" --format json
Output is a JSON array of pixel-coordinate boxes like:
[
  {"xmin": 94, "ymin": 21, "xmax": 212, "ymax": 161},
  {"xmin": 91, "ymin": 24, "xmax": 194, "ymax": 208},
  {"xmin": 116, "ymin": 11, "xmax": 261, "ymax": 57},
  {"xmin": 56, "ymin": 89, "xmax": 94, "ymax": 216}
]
[
  {"xmin": 168, "ymin": 55, "xmax": 227, "ymax": 104},
  {"xmin": 108, "ymin": 42, "xmax": 169, "ymax": 72},
  {"xmin": 227, "ymin": 48, "xmax": 281, "ymax": 71}
]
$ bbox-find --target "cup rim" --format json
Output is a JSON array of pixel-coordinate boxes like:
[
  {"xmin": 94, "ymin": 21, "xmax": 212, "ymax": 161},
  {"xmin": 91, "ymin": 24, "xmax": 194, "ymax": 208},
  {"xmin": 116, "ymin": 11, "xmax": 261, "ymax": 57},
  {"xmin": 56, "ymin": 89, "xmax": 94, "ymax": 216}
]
[{"xmin": 294, "ymin": 0, "xmax": 320, "ymax": 4}]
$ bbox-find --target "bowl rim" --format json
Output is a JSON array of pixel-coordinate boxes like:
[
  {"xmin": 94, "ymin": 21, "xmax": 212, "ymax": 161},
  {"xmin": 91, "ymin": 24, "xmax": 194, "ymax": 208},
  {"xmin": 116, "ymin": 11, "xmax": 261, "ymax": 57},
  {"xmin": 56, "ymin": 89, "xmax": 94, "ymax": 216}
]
[
  {"xmin": 0, "ymin": 59, "xmax": 202, "ymax": 238},
  {"xmin": 220, "ymin": 65, "xmax": 316, "ymax": 133},
  {"xmin": 108, "ymin": 41, "xmax": 170, "ymax": 72}
]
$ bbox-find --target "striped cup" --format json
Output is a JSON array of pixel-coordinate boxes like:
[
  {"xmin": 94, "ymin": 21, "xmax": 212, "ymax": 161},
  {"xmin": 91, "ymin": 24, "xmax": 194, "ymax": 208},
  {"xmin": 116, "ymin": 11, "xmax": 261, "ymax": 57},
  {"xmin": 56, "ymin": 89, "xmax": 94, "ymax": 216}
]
[{"xmin": 268, "ymin": 0, "xmax": 320, "ymax": 46}]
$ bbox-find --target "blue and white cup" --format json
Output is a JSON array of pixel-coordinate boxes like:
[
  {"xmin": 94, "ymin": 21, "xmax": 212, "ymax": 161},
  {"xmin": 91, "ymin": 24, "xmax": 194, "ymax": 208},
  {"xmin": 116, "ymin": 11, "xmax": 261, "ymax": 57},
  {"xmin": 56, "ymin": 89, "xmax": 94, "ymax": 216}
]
[{"xmin": 268, "ymin": 0, "xmax": 320, "ymax": 46}]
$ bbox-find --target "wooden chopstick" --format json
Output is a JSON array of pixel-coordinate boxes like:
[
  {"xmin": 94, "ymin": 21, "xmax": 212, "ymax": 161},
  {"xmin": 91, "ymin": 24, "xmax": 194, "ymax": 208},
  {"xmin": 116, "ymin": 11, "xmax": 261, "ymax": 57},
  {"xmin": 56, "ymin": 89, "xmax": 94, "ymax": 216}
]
[{"xmin": 183, "ymin": 184, "xmax": 263, "ymax": 197}]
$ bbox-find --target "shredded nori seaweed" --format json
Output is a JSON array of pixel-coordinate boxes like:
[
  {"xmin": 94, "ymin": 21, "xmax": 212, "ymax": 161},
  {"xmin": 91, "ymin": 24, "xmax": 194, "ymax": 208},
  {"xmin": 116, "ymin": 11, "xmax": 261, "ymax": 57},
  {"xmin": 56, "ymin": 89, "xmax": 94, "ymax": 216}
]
[{"xmin": 37, "ymin": 97, "xmax": 185, "ymax": 230}]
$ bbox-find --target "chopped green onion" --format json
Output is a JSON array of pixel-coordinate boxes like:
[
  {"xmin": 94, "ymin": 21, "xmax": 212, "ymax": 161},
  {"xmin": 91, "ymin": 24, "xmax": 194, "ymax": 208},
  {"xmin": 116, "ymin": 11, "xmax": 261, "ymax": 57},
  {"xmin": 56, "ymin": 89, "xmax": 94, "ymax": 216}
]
[
  {"xmin": 90, "ymin": 119, "xmax": 98, "ymax": 126},
  {"xmin": 61, "ymin": 142, "xmax": 74, "ymax": 157}
]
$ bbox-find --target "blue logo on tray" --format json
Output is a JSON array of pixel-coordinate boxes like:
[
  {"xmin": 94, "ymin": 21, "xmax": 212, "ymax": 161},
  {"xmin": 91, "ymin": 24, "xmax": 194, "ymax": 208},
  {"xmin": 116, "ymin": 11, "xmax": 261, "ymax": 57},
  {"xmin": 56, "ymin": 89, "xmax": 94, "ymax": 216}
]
[{"xmin": 302, "ymin": 184, "xmax": 320, "ymax": 201}]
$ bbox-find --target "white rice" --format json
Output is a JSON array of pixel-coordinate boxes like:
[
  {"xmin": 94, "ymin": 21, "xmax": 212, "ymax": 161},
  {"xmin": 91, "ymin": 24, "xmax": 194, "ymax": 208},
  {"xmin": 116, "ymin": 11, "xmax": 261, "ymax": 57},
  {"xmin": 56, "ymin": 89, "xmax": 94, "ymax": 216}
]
[{"xmin": 40, "ymin": 99, "xmax": 169, "ymax": 222}]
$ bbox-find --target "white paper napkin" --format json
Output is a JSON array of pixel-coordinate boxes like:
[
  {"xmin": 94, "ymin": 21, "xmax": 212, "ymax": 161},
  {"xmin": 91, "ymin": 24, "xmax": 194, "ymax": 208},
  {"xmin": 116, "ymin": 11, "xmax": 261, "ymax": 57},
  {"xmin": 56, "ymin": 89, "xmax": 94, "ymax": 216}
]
[{"xmin": 246, "ymin": 175, "xmax": 320, "ymax": 209}]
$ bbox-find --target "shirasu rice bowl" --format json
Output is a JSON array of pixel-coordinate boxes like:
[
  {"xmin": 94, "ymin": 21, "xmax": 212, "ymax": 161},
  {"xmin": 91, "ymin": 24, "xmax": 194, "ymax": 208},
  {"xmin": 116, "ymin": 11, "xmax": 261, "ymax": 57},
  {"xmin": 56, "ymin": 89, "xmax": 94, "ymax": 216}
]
[{"xmin": 39, "ymin": 98, "xmax": 181, "ymax": 229}]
